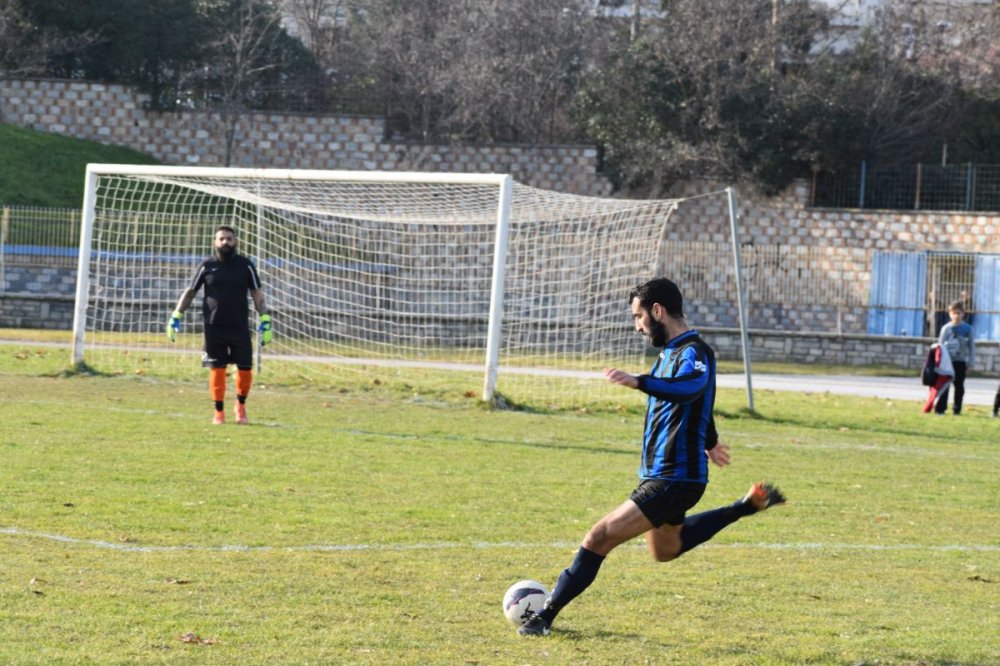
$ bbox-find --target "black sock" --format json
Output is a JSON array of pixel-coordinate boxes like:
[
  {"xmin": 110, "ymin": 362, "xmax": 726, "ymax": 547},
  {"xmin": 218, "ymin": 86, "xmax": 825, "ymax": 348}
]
[
  {"xmin": 214, "ymin": 400, "xmax": 224, "ymax": 412},
  {"xmin": 237, "ymin": 395, "xmax": 247, "ymax": 404},
  {"xmin": 679, "ymin": 498, "xmax": 756, "ymax": 555},
  {"xmin": 541, "ymin": 546, "xmax": 605, "ymax": 623}
]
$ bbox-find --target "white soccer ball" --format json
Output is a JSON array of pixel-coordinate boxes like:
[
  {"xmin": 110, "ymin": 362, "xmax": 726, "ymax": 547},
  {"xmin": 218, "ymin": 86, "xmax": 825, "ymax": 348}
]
[{"xmin": 502, "ymin": 579, "xmax": 549, "ymax": 626}]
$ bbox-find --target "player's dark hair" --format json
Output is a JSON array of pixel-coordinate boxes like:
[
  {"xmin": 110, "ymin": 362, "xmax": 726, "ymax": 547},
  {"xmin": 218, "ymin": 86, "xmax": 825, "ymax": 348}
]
[
  {"xmin": 215, "ymin": 225, "xmax": 237, "ymax": 237},
  {"xmin": 948, "ymin": 300, "xmax": 965, "ymax": 312},
  {"xmin": 629, "ymin": 278, "xmax": 684, "ymax": 318}
]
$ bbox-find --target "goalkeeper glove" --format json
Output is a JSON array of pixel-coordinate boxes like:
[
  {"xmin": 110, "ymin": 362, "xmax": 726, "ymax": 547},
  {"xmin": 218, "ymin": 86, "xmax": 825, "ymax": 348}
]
[
  {"xmin": 258, "ymin": 313, "xmax": 273, "ymax": 346},
  {"xmin": 166, "ymin": 310, "xmax": 182, "ymax": 342}
]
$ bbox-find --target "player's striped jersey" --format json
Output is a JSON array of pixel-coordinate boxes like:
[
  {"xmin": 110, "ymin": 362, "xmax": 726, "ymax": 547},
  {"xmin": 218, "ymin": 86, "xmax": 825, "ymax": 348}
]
[{"xmin": 635, "ymin": 329, "xmax": 718, "ymax": 483}]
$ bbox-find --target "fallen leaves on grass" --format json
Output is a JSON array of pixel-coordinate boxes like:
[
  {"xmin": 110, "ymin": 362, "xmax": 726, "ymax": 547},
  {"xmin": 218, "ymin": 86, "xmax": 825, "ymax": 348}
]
[
  {"xmin": 179, "ymin": 633, "xmax": 219, "ymax": 645},
  {"xmin": 29, "ymin": 578, "xmax": 46, "ymax": 595}
]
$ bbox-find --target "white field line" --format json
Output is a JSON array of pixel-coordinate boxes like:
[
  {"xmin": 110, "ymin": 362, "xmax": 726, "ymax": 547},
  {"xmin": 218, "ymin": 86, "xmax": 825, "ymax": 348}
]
[{"xmin": 2, "ymin": 526, "xmax": 997, "ymax": 554}]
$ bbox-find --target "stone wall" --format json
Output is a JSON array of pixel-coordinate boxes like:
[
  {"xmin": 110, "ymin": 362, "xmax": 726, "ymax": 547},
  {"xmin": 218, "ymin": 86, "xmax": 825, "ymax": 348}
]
[
  {"xmin": 667, "ymin": 180, "xmax": 1000, "ymax": 252},
  {"xmin": 0, "ymin": 78, "xmax": 611, "ymax": 196},
  {"xmin": 0, "ymin": 294, "xmax": 74, "ymax": 329},
  {"xmin": 2, "ymin": 265, "xmax": 76, "ymax": 297},
  {"xmin": 3, "ymin": 77, "xmax": 1000, "ymax": 372}
]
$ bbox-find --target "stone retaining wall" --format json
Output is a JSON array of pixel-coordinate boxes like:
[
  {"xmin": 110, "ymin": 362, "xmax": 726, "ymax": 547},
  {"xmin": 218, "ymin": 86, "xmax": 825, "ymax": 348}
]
[
  {"xmin": 3, "ymin": 77, "xmax": 999, "ymax": 372},
  {"xmin": 0, "ymin": 78, "xmax": 611, "ymax": 196}
]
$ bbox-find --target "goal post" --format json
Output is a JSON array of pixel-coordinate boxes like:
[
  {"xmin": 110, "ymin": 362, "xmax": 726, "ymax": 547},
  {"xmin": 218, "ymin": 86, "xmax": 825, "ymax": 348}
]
[{"xmin": 73, "ymin": 164, "xmax": 752, "ymax": 409}]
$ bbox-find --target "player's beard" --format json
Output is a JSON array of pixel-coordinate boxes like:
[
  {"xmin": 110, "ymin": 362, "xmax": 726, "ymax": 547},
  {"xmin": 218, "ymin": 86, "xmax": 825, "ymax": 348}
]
[
  {"xmin": 646, "ymin": 319, "xmax": 668, "ymax": 348},
  {"xmin": 216, "ymin": 244, "xmax": 235, "ymax": 261}
]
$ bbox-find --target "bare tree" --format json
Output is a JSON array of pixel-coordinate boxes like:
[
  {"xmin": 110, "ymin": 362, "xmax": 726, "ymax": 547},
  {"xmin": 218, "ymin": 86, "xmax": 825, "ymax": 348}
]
[
  {"xmin": 440, "ymin": 1, "xmax": 599, "ymax": 144},
  {"xmin": 280, "ymin": 0, "xmax": 350, "ymax": 63},
  {"xmin": 203, "ymin": 0, "xmax": 285, "ymax": 165},
  {"xmin": 338, "ymin": 0, "xmax": 601, "ymax": 144}
]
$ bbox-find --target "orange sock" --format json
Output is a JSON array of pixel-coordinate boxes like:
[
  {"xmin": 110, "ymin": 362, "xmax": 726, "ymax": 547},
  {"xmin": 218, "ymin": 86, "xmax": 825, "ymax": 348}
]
[
  {"xmin": 236, "ymin": 368, "xmax": 253, "ymax": 400},
  {"xmin": 209, "ymin": 367, "xmax": 227, "ymax": 404}
]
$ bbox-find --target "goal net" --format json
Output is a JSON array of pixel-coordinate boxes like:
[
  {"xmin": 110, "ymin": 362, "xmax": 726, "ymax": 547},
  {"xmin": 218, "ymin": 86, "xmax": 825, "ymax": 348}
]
[{"xmin": 73, "ymin": 166, "xmax": 723, "ymax": 409}]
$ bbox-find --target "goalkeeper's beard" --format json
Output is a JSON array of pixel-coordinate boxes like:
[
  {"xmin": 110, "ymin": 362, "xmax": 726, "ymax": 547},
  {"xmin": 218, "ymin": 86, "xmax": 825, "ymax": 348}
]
[{"xmin": 216, "ymin": 245, "xmax": 236, "ymax": 261}]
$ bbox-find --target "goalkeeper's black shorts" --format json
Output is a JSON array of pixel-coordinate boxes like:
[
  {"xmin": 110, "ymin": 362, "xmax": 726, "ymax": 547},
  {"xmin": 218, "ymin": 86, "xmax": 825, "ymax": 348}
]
[{"xmin": 202, "ymin": 325, "xmax": 253, "ymax": 369}]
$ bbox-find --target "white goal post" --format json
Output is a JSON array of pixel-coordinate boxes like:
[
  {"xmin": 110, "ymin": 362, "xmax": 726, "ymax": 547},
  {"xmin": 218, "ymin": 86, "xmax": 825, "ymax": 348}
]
[{"xmin": 73, "ymin": 165, "xmax": 753, "ymax": 408}]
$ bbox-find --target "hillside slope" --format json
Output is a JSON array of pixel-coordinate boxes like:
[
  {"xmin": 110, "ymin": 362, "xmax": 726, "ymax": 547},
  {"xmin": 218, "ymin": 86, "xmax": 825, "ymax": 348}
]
[{"xmin": 0, "ymin": 124, "xmax": 159, "ymax": 207}]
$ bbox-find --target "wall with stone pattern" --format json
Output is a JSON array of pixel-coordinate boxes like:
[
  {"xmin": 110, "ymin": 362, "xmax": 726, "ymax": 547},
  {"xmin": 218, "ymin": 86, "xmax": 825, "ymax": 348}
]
[
  {"xmin": 0, "ymin": 78, "xmax": 611, "ymax": 195},
  {"xmin": 3, "ymin": 78, "xmax": 999, "ymax": 373}
]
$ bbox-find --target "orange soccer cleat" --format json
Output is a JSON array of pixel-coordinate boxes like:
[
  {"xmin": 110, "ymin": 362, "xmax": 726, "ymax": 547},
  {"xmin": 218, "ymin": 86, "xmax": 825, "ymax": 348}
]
[
  {"xmin": 234, "ymin": 402, "xmax": 248, "ymax": 425},
  {"xmin": 744, "ymin": 482, "xmax": 787, "ymax": 512}
]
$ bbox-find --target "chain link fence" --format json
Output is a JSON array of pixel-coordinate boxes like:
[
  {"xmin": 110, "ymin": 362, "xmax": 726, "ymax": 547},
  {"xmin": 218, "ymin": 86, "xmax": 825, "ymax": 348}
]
[
  {"xmin": 2, "ymin": 204, "xmax": 998, "ymax": 340},
  {"xmin": 812, "ymin": 163, "xmax": 1000, "ymax": 212}
]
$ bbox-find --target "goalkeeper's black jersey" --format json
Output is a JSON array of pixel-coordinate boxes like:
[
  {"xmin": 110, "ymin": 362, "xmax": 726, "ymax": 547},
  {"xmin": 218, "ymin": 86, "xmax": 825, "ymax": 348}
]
[{"xmin": 187, "ymin": 254, "xmax": 262, "ymax": 327}]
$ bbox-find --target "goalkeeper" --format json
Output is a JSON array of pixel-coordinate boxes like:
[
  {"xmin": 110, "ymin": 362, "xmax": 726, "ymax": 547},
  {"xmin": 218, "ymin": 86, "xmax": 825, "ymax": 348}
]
[{"xmin": 167, "ymin": 225, "xmax": 272, "ymax": 425}]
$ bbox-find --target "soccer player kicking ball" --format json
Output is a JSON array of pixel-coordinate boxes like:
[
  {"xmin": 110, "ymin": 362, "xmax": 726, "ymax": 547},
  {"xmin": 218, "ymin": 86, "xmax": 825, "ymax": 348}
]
[
  {"xmin": 167, "ymin": 225, "xmax": 272, "ymax": 425},
  {"xmin": 518, "ymin": 277, "xmax": 785, "ymax": 637}
]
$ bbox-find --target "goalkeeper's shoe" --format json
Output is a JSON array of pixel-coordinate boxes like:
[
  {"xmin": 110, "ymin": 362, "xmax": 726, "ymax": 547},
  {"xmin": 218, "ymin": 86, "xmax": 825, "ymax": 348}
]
[
  {"xmin": 235, "ymin": 402, "xmax": 248, "ymax": 425},
  {"xmin": 744, "ymin": 482, "xmax": 786, "ymax": 511},
  {"xmin": 212, "ymin": 410, "xmax": 225, "ymax": 426},
  {"xmin": 517, "ymin": 611, "xmax": 551, "ymax": 637}
]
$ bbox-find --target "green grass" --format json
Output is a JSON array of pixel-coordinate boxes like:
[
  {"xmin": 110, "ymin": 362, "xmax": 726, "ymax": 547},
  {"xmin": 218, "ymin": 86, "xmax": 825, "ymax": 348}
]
[
  {"xmin": 0, "ymin": 342, "xmax": 997, "ymax": 665},
  {"xmin": 0, "ymin": 124, "xmax": 159, "ymax": 207}
]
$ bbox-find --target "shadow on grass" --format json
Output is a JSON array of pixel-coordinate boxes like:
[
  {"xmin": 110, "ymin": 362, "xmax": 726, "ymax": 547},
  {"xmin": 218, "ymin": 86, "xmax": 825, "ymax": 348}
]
[
  {"xmin": 332, "ymin": 427, "xmax": 635, "ymax": 458},
  {"xmin": 719, "ymin": 403, "xmax": 997, "ymax": 444},
  {"xmin": 52, "ymin": 361, "xmax": 116, "ymax": 379}
]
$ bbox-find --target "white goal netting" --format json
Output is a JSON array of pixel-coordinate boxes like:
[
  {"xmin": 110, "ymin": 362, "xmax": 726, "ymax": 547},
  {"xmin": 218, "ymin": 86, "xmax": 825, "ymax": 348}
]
[{"xmin": 74, "ymin": 167, "xmax": 692, "ymax": 407}]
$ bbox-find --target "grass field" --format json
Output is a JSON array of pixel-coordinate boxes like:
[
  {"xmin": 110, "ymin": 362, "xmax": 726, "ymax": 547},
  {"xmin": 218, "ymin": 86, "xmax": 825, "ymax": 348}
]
[
  {"xmin": 0, "ymin": 124, "xmax": 159, "ymax": 207},
  {"xmin": 0, "ymin": 340, "xmax": 997, "ymax": 665}
]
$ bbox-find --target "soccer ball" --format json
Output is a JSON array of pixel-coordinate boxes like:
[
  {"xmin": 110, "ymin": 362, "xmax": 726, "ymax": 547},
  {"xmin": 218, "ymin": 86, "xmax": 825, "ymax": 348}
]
[{"xmin": 502, "ymin": 579, "xmax": 549, "ymax": 626}]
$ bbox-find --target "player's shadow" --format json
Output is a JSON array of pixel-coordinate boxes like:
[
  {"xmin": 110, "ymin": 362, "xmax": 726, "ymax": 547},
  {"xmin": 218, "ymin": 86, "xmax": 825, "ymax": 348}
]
[
  {"xmin": 558, "ymin": 627, "xmax": 671, "ymax": 648},
  {"xmin": 336, "ymin": 427, "xmax": 635, "ymax": 457}
]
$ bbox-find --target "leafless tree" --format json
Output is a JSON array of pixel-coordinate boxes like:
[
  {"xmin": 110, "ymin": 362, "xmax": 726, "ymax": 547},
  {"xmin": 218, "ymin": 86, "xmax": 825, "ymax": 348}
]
[
  {"xmin": 203, "ymin": 0, "xmax": 284, "ymax": 165},
  {"xmin": 439, "ymin": 1, "xmax": 600, "ymax": 144},
  {"xmin": 337, "ymin": 0, "xmax": 603, "ymax": 144},
  {"xmin": 280, "ymin": 0, "xmax": 350, "ymax": 63}
]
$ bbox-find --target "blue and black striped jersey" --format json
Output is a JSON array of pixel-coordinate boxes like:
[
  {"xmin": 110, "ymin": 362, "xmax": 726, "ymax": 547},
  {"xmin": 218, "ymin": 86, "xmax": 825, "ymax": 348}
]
[{"xmin": 635, "ymin": 330, "xmax": 718, "ymax": 483}]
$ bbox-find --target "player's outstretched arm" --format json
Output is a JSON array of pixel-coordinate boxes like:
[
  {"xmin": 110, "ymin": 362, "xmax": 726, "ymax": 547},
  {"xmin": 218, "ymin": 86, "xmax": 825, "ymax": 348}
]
[{"xmin": 604, "ymin": 367, "xmax": 638, "ymax": 389}]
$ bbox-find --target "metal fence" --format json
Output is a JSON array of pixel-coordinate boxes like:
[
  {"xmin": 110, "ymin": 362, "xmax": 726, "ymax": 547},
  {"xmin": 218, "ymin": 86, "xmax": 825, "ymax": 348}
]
[
  {"xmin": 2, "ymin": 204, "xmax": 998, "ymax": 340},
  {"xmin": 811, "ymin": 163, "xmax": 1000, "ymax": 212},
  {"xmin": 1, "ymin": 205, "xmax": 79, "ymax": 251},
  {"xmin": 1, "ymin": 207, "xmax": 80, "ymax": 291}
]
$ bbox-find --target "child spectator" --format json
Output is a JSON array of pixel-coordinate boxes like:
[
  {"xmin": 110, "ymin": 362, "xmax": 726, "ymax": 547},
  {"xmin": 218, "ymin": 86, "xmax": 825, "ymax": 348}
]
[{"xmin": 935, "ymin": 301, "xmax": 975, "ymax": 415}]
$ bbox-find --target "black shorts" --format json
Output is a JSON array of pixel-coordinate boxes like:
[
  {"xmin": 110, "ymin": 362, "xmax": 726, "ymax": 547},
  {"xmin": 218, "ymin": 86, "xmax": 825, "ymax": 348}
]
[
  {"xmin": 629, "ymin": 480, "xmax": 706, "ymax": 528},
  {"xmin": 202, "ymin": 326, "xmax": 253, "ymax": 369}
]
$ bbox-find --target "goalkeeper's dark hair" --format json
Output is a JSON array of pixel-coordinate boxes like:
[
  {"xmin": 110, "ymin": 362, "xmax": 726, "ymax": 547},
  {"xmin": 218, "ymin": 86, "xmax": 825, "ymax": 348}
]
[
  {"xmin": 629, "ymin": 278, "xmax": 684, "ymax": 318},
  {"xmin": 215, "ymin": 225, "xmax": 237, "ymax": 236}
]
